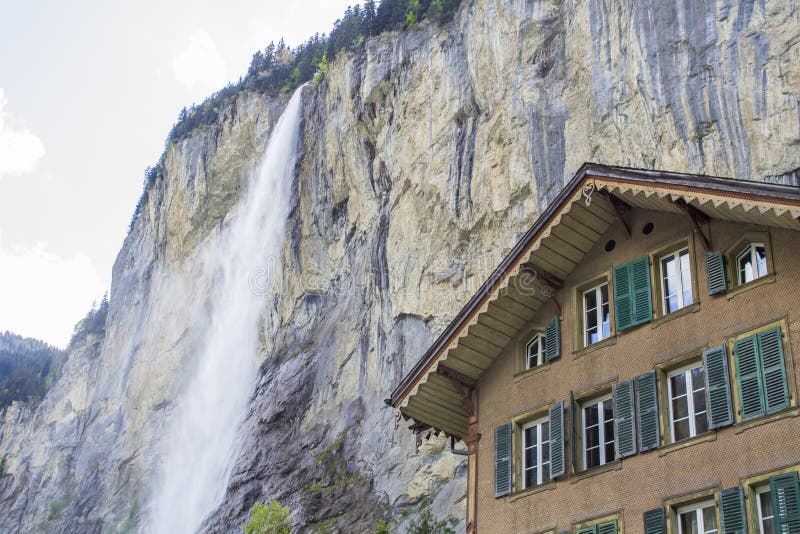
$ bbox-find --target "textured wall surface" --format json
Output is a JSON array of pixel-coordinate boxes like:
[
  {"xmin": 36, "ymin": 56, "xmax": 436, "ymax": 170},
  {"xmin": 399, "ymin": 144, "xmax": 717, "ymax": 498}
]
[{"xmin": 1, "ymin": 0, "xmax": 799, "ymax": 532}]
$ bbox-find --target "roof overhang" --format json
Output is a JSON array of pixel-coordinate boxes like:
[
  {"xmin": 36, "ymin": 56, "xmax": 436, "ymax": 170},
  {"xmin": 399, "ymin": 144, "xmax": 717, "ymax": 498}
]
[{"xmin": 390, "ymin": 163, "xmax": 800, "ymax": 439}]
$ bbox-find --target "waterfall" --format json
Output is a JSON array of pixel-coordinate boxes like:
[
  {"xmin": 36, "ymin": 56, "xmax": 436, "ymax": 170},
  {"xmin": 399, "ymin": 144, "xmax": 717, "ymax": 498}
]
[{"xmin": 147, "ymin": 85, "xmax": 305, "ymax": 533}]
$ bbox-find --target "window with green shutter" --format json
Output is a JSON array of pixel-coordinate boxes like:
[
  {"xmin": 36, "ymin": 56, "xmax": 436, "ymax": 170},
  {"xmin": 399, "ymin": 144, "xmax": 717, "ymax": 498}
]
[
  {"xmin": 577, "ymin": 520, "xmax": 617, "ymax": 534},
  {"xmin": 643, "ymin": 508, "xmax": 665, "ymax": 534},
  {"xmin": 705, "ymin": 252, "xmax": 727, "ymax": 295},
  {"xmin": 636, "ymin": 371, "xmax": 660, "ymax": 452},
  {"xmin": 494, "ymin": 423, "xmax": 512, "ymax": 497},
  {"xmin": 613, "ymin": 380, "xmax": 637, "ymax": 458},
  {"xmin": 770, "ymin": 472, "xmax": 800, "ymax": 534},
  {"xmin": 545, "ymin": 317, "xmax": 561, "ymax": 362},
  {"xmin": 702, "ymin": 345, "xmax": 734, "ymax": 429},
  {"xmin": 613, "ymin": 257, "xmax": 652, "ymax": 331},
  {"xmin": 719, "ymin": 487, "xmax": 747, "ymax": 534},
  {"xmin": 734, "ymin": 327, "xmax": 790, "ymax": 421}
]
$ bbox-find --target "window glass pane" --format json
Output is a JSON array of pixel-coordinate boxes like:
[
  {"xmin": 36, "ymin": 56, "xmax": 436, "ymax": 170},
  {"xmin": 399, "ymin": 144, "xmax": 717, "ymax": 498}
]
[
  {"xmin": 541, "ymin": 463, "xmax": 550, "ymax": 483},
  {"xmin": 672, "ymin": 395, "xmax": 689, "ymax": 419},
  {"xmin": 585, "ymin": 405, "xmax": 599, "ymax": 426},
  {"xmin": 695, "ymin": 412, "xmax": 708, "ymax": 435},
  {"xmin": 672, "ymin": 373, "xmax": 687, "ymax": 396},
  {"xmin": 759, "ymin": 489, "xmax": 775, "ymax": 534},
  {"xmin": 702, "ymin": 506, "xmax": 717, "ymax": 533},
  {"xmin": 691, "ymin": 366, "xmax": 705, "ymax": 390},
  {"xmin": 586, "ymin": 448, "xmax": 600, "ymax": 469},
  {"xmin": 604, "ymin": 442, "xmax": 615, "ymax": 462},
  {"xmin": 680, "ymin": 510, "xmax": 699, "ymax": 534},
  {"xmin": 739, "ymin": 246, "xmax": 755, "ymax": 283},
  {"xmin": 601, "ymin": 285, "xmax": 610, "ymax": 339},
  {"xmin": 542, "ymin": 421, "xmax": 550, "ymax": 442},
  {"xmin": 674, "ymin": 418, "xmax": 691, "ymax": 441},
  {"xmin": 525, "ymin": 468, "xmax": 536, "ymax": 489},
  {"xmin": 693, "ymin": 389, "xmax": 707, "ymax": 413},
  {"xmin": 680, "ymin": 250, "xmax": 693, "ymax": 306},
  {"xmin": 663, "ymin": 255, "xmax": 680, "ymax": 313},
  {"xmin": 756, "ymin": 245, "xmax": 767, "ymax": 277},
  {"xmin": 760, "ymin": 490, "xmax": 773, "ymax": 518}
]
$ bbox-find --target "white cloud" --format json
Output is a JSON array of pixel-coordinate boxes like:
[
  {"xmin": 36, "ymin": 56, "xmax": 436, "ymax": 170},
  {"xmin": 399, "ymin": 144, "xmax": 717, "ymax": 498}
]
[
  {"xmin": 0, "ymin": 235, "xmax": 105, "ymax": 348},
  {"xmin": 0, "ymin": 88, "xmax": 46, "ymax": 177},
  {"xmin": 172, "ymin": 30, "xmax": 228, "ymax": 93}
]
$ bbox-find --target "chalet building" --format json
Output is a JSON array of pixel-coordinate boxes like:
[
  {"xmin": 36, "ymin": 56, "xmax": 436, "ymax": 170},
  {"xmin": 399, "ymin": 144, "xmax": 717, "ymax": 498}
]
[{"xmin": 391, "ymin": 164, "xmax": 800, "ymax": 534}]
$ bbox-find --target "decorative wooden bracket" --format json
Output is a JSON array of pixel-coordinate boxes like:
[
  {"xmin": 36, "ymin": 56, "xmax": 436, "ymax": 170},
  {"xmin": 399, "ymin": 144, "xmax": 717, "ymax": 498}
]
[
  {"xmin": 597, "ymin": 190, "xmax": 631, "ymax": 239},
  {"xmin": 674, "ymin": 198, "xmax": 711, "ymax": 251},
  {"xmin": 549, "ymin": 296, "xmax": 562, "ymax": 316}
]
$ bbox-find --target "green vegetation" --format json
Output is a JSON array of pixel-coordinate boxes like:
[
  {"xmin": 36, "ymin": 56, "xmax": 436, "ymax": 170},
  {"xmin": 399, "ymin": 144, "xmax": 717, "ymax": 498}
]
[
  {"xmin": 166, "ymin": 0, "xmax": 463, "ymax": 142},
  {"xmin": 127, "ymin": 0, "xmax": 464, "ymax": 234},
  {"xmin": 243, "ymin": 500, "xmax": 291, "ymax": 534},
  {"xmin": 406, "ymin": 498, "xmax": 454, "ymax": 534},
  {"xmin": 0, "ymin": 332, "xmax": 65, "ymax": 410},
  {"xmin": 68, "ymin": 293, "xmax": 109, "ymax": 348},
  {"xmin": 373, "ymin": 519, "xmax": 393, "ymax": 533},
  {"xmin": 0, "ymin": 456, "xmax": 8, "ymax": 478},
  {"xmin": 47, "ymin": 496, "xmax": 70, "ymax": 521},
  {"xmin": 302, "ymin": 431, "xmax": 359, "ymax": 497}
]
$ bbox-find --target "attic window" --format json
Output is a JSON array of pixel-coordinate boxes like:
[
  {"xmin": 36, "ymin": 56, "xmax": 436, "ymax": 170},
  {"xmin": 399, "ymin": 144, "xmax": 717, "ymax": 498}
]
[
  {"xmin": 605, "ymin": 240, "xmax": 616, "ymax": 252},
  {"xmin": 642, "ymin": 222, "xmax": 654, "ymax": 235},
  {"xmin": 736, "ymin": 243, "xmax": 768, "ymax": 285}
]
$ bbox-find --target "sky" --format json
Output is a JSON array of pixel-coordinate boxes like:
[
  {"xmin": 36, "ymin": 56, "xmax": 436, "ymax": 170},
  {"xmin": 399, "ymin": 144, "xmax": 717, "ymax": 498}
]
[{"xmin": 0, "ymin": 0, "xmax": 356, "ymax": 347}]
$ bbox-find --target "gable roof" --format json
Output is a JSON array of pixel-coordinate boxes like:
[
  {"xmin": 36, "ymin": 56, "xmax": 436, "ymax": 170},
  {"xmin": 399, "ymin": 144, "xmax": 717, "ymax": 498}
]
[{"xmin": 389, "ymin": 162, "xmax": 800, "ymax": 439}]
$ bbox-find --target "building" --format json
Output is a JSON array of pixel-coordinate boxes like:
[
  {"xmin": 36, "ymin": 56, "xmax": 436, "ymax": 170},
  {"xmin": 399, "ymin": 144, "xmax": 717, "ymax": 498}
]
[{"xmin": 390, "ymin": 164, "xmax": 800, "ymax": 534}]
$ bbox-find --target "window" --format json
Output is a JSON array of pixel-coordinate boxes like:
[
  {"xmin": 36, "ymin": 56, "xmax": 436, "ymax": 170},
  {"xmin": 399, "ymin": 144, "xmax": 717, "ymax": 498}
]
[
  {"xmin": 521, "ymin": 417, "xmax": 551, "ymax": 488},
  {"xmin": 667, "ymin": 363, "xmax": 708, "ymax": 442},
  {"xmin": 755, "ymin": 485, "xmax": 775, "ymax": 534},
  {"xmin": 661, "ymin": 247, "xmax": 693, "ymax": 313},
  {"xmin": 583, "ymin": 282, "xmax": 610, "ymax": 346},
  {"xmin": 525, "ymin": 333, "xmax": 546, "ymax": 370},
  {"xmin": 677, "ymin": 500, "xmax": 718, "ymax": 534},
  {"xmin": 582, "ymin": 394, "xmax": 615, "ymax": 469},
  {"xmin": 736, "ymin": 243, "xmax": 768, "ymax": 285}
]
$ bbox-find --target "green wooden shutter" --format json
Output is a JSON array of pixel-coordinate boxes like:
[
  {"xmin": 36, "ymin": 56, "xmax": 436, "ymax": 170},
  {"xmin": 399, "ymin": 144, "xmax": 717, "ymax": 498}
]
[
  {"xmin": 613, "ymin": 263, "xmax": 633, "ymax": 331},
  {"xmin": 719, "ymin": 487, "xmax": 747, "ymax": 534},
  {"xmin": 614, "ymin": 257, "xmax": 652, "ymax": 331},
  {"xmin": 545, "ymin": 317, "xmax": 561, "ymax": 362},
  {"xmin": 735, "ymin": 334, "xmax": 765, "ymax": 420},
  {"xmin": 635, "ymin": 371, "xmax": 660, "ymax": 451},
  {"xmin": 758, "ymin": 327, "xmax": 790, "ymax": 414},
  {"xmin": 494, "ymin": 423, "xmax": 512, "ymax": 497},
  {"xmin": 770, "ymin": 472, "xmax": 800, "ymax": 534},
  {"xmin": 613, "ymin": 379, "xmax": 637, "ymax": 458},
  {"xmin": 705, "ymin": 252, "xmax": 727, "ymax": 295},
  {"xmin": 570, "ymin": 390, "xmax": 577, "ymax": 473},
  {"xmin": 577, "ymin": 527, "xmax": 597, "ymax": 534},
  {"xmin": 550, "ymin": 401, "xmax": 565, "ymax": 478},
  {"xmin": 703, "ymin": 345, "xmax": 734, "ymax": 429},
  {"xmin": 643, "ymin": 508, "xmax": 666, "ymax": 534},
  {"xmin": 597, "ymin": 520, "xmax": 618, "ymax": 534},
  {"xmin": 630, "ymin": 257, "xmax": 653, "ymax": 325}
]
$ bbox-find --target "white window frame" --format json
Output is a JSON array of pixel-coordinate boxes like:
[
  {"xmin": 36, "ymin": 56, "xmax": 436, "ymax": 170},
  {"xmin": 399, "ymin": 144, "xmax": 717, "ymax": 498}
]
[
  {"xmin": 583, "ymin": 282, "xmax": 610, "ymax": 347},
  {"xmin": 667, "ymin": 362, "xmax": 708, "ymax": 443},
  {"xmin": 756, "ymin": 484, "xmax": 775, "ymax": 534},
  {"xmin": 660, "ymin": 246, "xmax": 693, "ymax": 314},
  {"xmin": 581, "ymin": 393, "xmax": 614, "ymax": 470},
  {"xmin": 525, "ymin": 333, "xmax": 546, "ymax": 370},
  {"xmin": 736, "ymin": 243, "xmax": 768, "ymax": 285},
  {"xmin": 521, "ymin": 416, "xmax": 550, "ymax": 489},
  {"xmin": 676, "ymin": 499, "xmax": 718, "ymax": 534}
]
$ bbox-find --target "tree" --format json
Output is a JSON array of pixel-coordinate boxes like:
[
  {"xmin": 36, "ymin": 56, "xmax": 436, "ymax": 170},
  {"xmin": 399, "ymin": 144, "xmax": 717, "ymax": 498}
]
[
  {"xmin": 243, "ymin": 501, "xmax": 291, "ymax": 534},
  {"xmin": 407, "ymin": 500, "xmax": 454, "ymax": 534}
]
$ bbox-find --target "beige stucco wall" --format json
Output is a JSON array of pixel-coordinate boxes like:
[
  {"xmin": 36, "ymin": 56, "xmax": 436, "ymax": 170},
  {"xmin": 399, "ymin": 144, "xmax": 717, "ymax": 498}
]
[{"xmin": 475, "ymin": 207, "xmax": 800, "ymax": 533}]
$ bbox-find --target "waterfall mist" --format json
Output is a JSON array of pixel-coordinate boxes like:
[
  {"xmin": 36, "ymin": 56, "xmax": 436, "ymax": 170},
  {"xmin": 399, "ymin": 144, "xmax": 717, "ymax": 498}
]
[{"xmin": 147, "ymin": 86, "xmax": 305, "ymax": 533}]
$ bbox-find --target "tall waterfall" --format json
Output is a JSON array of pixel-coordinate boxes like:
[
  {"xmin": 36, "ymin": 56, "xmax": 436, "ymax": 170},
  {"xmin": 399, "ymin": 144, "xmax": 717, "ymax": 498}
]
[{"xmin": 147, "ymin": 86, "xmax": 305, "ymax": 533}]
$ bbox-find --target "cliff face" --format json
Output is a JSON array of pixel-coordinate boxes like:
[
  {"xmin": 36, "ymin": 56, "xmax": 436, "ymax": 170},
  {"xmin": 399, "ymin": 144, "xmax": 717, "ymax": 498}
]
[{"xmin": 2, "ymin": 1, "xmax": 799, "ymax": 532}]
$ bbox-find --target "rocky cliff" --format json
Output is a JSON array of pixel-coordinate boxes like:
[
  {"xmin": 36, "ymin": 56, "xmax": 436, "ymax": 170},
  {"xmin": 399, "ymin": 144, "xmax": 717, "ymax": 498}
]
[{"xmin": 2, "ymin": 0, "xmax": 799, "ymax": 532}]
